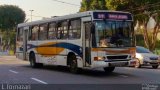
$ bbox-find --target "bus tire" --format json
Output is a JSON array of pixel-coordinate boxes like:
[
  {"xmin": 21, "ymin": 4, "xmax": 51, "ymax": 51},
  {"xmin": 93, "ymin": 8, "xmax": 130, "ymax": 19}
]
[
  {"xmin": 29, "ymin": 53, "xmax": 43, "ymax": 68},
  {"xmin": 152, "ymin": 65, "xmax": 159, "ymax": 69},
  {"xmin": 68, "ymin": 54, "xmax": 79, "ymax": 73},
  {"xmin": 104, "ymin": 67, "xmax": 115, "ymax": 73}
]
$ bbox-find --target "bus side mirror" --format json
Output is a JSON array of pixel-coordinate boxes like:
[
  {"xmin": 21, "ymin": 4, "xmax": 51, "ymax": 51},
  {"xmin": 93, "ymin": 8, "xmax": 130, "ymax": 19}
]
[{"xmin": 91, "ymin": 23, "xmax": 95, "ymax": 34}]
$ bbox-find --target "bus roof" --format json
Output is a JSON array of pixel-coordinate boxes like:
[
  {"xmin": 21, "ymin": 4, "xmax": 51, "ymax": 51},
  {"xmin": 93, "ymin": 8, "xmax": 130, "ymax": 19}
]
[{"xmin": 18, "ymin": 10, "xmax": 132, "ymax": 27}]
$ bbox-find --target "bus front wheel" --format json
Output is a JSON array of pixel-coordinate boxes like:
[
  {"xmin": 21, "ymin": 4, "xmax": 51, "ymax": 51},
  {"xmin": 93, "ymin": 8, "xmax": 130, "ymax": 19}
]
[
  {"xmin": 152, "ymin": 65, "xmax": 159, "ymax": 69},
  {"xmin": 104, "ymin": 67, "xmax": 115, "ymax": 73},
  {"xmin": 68, "ymin": 54, "xmax": 79, "ymax": 73},
  {"xmin": 29, "ymin": 53, "xmax": 43, "ymax": 68}
]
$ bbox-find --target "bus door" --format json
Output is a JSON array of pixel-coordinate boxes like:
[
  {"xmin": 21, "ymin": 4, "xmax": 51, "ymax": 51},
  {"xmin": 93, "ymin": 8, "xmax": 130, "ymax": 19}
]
[
  {"xmin": 23, "ymin": 26, "xmax": 29, "ymax": 60},
  {"xmin": 82, "ymin": 17, "xmax": 92, "ymax": 67}
]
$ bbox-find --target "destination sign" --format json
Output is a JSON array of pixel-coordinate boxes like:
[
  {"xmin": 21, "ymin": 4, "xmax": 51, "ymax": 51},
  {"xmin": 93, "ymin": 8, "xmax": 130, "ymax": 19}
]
[{"xmin": 93, "ymin": 12, "xmax": 132, "ymax": 20}]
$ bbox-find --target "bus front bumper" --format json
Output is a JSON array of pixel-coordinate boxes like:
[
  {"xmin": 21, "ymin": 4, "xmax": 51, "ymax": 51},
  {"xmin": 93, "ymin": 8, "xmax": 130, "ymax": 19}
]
[{"xmin": 92, "ymin": 61, "xmax": 129, "ymax": 68}]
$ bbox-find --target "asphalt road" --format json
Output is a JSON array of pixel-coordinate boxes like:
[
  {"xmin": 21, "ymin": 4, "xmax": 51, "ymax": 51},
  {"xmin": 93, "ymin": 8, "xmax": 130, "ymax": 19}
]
[{"xmin": 0, "ymin": 56, "xmax": 160, "ymax": 90}]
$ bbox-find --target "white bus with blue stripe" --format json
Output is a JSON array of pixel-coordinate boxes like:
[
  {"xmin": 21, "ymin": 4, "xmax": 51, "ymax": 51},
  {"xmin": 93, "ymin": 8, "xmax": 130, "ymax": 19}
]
[{"xmin": 16, "ymin": 10, "xmax": 135, "ymax": 73}]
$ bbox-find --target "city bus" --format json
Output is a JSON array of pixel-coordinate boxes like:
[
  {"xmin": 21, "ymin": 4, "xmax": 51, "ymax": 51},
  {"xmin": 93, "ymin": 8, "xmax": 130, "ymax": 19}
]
[{"xmin": 16, "ymin": 10, "xmax": 135, "ymax": 73}]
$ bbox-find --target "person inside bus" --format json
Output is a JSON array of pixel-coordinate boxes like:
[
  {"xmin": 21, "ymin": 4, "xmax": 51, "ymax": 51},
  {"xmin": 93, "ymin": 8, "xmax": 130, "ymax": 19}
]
[{"xmin": 99, "ymin": 36, "xmax": 108, "ymax": 47}]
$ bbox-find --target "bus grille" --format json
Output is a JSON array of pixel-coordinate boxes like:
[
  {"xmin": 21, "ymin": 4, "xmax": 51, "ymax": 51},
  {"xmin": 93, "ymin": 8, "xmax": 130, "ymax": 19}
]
[{"xmin": 107, "ymin": 55, "xmax": 128, "ymax": 59}]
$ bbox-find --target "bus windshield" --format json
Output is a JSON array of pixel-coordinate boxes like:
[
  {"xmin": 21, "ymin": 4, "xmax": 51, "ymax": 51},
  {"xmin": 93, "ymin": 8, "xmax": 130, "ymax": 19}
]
[{"xmin": 94, "ymin": 20, "xmax": 134, "ymax": 48}]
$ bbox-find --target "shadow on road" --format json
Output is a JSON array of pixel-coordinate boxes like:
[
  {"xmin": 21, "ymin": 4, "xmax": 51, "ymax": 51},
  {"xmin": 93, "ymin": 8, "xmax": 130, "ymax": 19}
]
[
  {"xmin": 22, "ymin": 65, "xmax": 136, "ymax": 78},
  {"xmin": 130, "ymin": 66, "xmax": 160, "ymax": 69}
]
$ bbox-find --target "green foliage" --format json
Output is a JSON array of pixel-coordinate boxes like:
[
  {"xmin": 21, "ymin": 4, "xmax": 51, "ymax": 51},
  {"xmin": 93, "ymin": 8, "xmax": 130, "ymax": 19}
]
[
  {"xmin": 105, "ymin": 0, "xmax": 118, "ymax": 10},
  {"xmin": 136, "ymin": 34, "xmax": 145, "ymax": 46},
  {"xmin": 153, "ymin": 40, "xmax": 160, "ymax": 55},
  {"xmin": 79, "ymin": 0, "xmax": 107, "ymax": 12},
  {"xmin": 134, "ymin": 14, "xmax": 149, "ymax": 24},
  {"xmin": 0, "ymin": 5, "xmax": 25, "ymax": 31},
  {"xmin": 155, "ymin": 40, "xmax": 160, "ymax": 49},
  {"xmin": 116, "ymin": 0, "xmax": 160, "ymax": 21},
  {"xmin": 108, "ymin": 0, "xmax": 130, "ymax": 11},
  {"xmin": 2, "ymin": 31, "xmax": 16, "ymax": 49}
]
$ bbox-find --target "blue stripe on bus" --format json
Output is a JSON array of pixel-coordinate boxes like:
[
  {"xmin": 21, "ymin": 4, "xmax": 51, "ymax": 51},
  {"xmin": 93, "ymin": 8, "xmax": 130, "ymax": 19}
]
[{"xmin": 55, "ymin": 42, "xmax": 82, "ymax": 57}]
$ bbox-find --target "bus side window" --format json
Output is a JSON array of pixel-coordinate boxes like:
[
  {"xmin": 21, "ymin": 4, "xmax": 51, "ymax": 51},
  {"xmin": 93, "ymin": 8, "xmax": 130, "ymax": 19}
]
[
  {"xmin": 39, "ymin": 24, "xmax": 48, "ymax": 40},
  {"xmin": 68, "ymin": 19, "xmax": 81, "ymax": 39},
  {"xmin": 57, "ymin": 21, "xmax": 68, "ymax": 39},
  {"xmin": 62, "ymin": 21, "xmax": 68, "ymax": 39},
  {"xmin": 32, "ymin": 33, "xmax": 36, "ymax": 40},
  {"xmin": 57, "ymin": 27, "xmax": 62, "ymax": 39},
  {"xmin": 17, "ymin": 28, "xmax": 20, "ymax": 41},
  {"xmin": 17, "ymin": 28, "xmax": 23, "ymax": 41},
  {"xmin": 28, "ymin": 27, "xmax": 32, "ymax": 40},
  {"xmin": 58, "ymin": 30, "xmax": 63, "ymax": 39},
  {"xmin": 31, "ymin": 25, "xmax": 39, "ymax": 41},
  {"xmin": 48, "ymin": 22, "xmax": 57, "ymax": 39}
]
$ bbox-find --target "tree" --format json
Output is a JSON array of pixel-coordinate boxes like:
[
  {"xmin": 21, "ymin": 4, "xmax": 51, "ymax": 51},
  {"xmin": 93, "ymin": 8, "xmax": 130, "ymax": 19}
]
[
  {"xmin": 79, "ymin": 0, "xmax": 107, "ymax": 12},
  {"xmin": 0, "ymin": 5, "xmax": 26, "ymax": 52},
  {"xmin": 0, "ymin": 5, "xmax": 25, "ymax": 30}
]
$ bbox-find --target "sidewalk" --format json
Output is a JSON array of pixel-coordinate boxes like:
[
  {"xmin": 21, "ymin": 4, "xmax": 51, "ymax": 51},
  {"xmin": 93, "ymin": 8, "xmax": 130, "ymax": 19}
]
[
  {"xmin": 0, "ymin": 51, "xmax": 14, "ymax": 56},
  {"xmin": 0, "ymin": 55, "xmax": 29, "ymax": 65}
]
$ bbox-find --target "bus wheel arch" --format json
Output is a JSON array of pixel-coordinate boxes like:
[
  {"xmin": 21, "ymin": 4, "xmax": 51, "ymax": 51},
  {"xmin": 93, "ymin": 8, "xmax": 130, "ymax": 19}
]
[
  {"xmin": 67, "ymin": 52, "xmax": 75, "ymax": 66},
  {"xmin": 67, "ymin": 52, "xmax": 79, "ymax": 73}
]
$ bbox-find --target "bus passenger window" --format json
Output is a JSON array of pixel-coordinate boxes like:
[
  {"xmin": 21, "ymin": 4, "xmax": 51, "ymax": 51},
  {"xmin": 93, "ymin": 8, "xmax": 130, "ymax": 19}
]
[
  {"xmin": 57, "ymin": 21, "xmax": 68, "ymax": 39},
  {"xmin": 32, "ymin": 33, "xmax": 36, "ymax": 40},
  {"xmin": 17, "ymin": 28, "xmax": 23, "ymax": 41},
  {"xmin": 58, "ymin": 30, "xmax": 63, "ymax": 39},
  {"xmin": 31, "ymin": 26, "xmax": 39, "ymax": 40},
  {"xmin": 49, "ymin": 32, "xmax": 56, "ymax": 39},
  {"xmin": 68, "ymin": 19, "xmax": 81, "ymax": 39},
  {"xmin": 48, "ymin": 22, "xmax": 57, "ymax": 40},
  {"xmin": 39, "ymin": 24, "xmax": 48, "ymax": 40},
  {"xmin": 68, "ymin": 32, "xmax": 74, "ymax": 39}
]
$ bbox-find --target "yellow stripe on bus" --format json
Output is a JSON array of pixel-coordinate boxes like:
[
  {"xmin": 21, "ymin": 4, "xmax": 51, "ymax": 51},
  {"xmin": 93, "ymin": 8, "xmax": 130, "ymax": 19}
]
[{"xmin": 35, "ymin": 42, "xmax": 65, "ymax": 57}]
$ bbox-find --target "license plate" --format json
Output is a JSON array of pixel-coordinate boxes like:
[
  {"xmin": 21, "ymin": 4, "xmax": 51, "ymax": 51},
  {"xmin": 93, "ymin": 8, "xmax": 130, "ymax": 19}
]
[{"xmin": 109, "ymin": 62, "xmax": 128, "ymax": 67}]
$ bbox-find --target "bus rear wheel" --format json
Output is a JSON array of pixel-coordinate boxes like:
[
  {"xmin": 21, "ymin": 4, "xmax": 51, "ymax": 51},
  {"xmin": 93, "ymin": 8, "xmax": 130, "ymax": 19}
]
[
  {"xmin": 68, "ymin": 54, "xmax": 79, "ymax": 73},
  {"xmin": 152, "ymin": 65, "xmax": 159, "ymax": 69},
  {"xmin": 104, "ymin": 67, "xmax": 115, "ymax": 73},
  {"xmin": 29, "ymin": 53, "xmax": 43, "ymax": 68}
]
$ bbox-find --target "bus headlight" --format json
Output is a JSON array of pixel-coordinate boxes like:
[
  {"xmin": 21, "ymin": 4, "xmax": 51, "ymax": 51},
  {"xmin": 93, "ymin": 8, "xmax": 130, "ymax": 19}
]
[
  {"xmin": 136, "ymin": 53, "xmax": 143, "ymax": 60},
  {"xmin": 94, "ymin": 56, "xmax": 106, "ymax": 61}
]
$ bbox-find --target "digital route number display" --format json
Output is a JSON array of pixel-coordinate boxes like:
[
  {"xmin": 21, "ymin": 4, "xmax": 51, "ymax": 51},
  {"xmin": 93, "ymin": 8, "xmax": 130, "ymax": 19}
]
[{"xmin": 93, "ymin": 12, "xmax": 132, "ymax": 20}]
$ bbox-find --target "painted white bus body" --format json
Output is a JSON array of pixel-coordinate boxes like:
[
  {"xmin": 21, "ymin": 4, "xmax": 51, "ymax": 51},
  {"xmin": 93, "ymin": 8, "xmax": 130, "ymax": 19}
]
[{"xmin": 16, "ymin": 10, "xmax": 135, "ymax": 71}]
